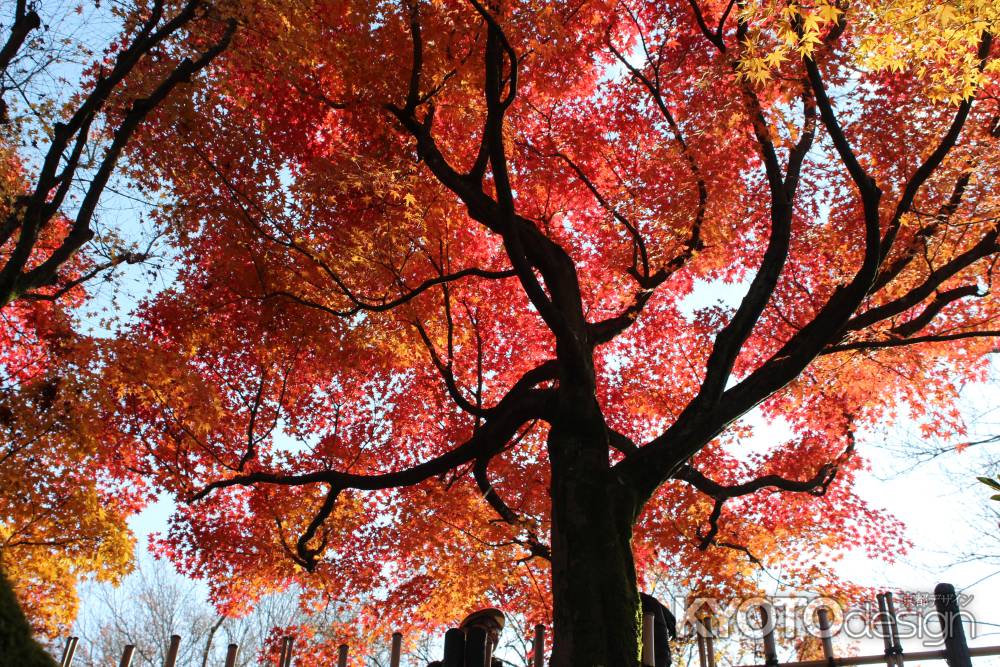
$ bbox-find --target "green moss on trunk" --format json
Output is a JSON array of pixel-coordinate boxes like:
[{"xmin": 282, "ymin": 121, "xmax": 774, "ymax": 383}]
[{"xmin": 0, "ymin": 570, "xmax": 57, "ymax": 667}]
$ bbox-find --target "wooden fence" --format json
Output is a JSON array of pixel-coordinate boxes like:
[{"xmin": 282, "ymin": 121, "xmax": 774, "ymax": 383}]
[
  {"xmin": 55, "ymin": 622, "xmax": 545, "ymax": 667},
  {"xmin": 56, "ymin": 582, "xmax": 999, "ymax": 667}
]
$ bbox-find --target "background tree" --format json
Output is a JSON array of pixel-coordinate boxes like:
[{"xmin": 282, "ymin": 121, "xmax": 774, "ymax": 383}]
[
  {"xmin": 0, "ymin": 0, "xmax": 233, "ymax": 634},
  {"xmin": 71, "ymin": 555, "xmax": 516, "ymax": 667},
  {"xmin": 877, "ymin": 358, "xmax": 1000, "ymax": 556},
  {"xmin": 103, "ymin": 0, "xmax": 1000, "ymax": 664},
  {"xmin": 72, "ymin": 556, "xmax": 320, "ymax": 667}
]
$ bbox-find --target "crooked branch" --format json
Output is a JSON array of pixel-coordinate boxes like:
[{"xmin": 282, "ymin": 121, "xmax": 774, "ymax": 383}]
[{"xmin": 674, "ymin": 436, "xmax": 854, "ymax": 549}]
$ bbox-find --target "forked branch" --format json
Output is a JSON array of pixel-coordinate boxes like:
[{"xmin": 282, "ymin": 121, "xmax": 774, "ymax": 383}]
[{"xmin": 674, "ymin": 435, "xmax": 854, "ymax": 549}]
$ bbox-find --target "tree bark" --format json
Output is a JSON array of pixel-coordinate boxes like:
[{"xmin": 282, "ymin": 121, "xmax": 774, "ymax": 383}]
[{"xmin": 547, "ymin": 399, "xmax": 642, "ymax": 667}]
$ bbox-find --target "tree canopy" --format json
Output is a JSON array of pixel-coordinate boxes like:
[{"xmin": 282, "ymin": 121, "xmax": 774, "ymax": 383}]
[{"xmin": 6, "ymin": 0, "xmax": 1000, "ymax": 662}]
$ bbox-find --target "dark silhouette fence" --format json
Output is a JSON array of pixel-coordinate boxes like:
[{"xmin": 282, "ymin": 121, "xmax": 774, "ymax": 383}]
[
  {"xmin": 55, "ymin": 622, "xmax": 545, "ymax": 667},
  {"xmin": 56, "ymin": 582, "xmax": 999, "ymax": 667}
]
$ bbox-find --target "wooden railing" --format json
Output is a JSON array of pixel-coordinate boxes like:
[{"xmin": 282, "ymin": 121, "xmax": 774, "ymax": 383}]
[
  {"xmin": 55, "ymin": 622, "xmax": 546, "ymax": 666},
  {"xmin": 57, "ymin": 582, "xmax": 998, "ymax": 666}
]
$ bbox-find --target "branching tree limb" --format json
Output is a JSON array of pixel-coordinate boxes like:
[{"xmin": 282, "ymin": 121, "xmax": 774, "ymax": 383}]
[
  {"xmin": 0, "ymin": 1, "xmax": 234, "ymax": 307},
  {"xmin": 674, "ymin": 435, "xmax": 855, "ymax": 549}
]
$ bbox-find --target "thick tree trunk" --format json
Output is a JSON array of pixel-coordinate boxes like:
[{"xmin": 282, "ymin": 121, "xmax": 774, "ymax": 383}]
[{"xmin": 547, "ymin": 405, "xmax": 642, "ymax": 667}]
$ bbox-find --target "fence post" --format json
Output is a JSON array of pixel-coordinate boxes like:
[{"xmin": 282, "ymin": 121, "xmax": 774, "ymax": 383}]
[
  {"xmin": 164, "ymin": 635, "xmax": 181, "ymax": 667},
  {"xmin": 642, "ymin": 611, "xmax": 656, "ymax": 666},
  {"xmin": 224, "ymin": 643, "xmax": 239, "ymax": 667},
  {"xmin": 118, "ymin": 645, "xmax": 135, "ymax": 667},
  {"xmin": 817, "ymin": 607, "xmax": 835, "ymax": 666},
  {"xmin": 760, "ymin": 604, "xmax": 779, "ymax": 667},
  {"xmin": 337, "ymin": 644, "xmax": 349, "ymax": 667},
  {"xmin": 705, "ymin": 615, "xmax": 717, "ymax": 667},
  {"xmin": 935, "ymin": 583, "xmax": 972, "ymax": 667},
  {"xmin": 532, "ymin": 624, "xmax": 545, "ymax": 667},
  {"xmin": 877, "ymin": 593, "xmax": 896, "ymax": 667},
  {"xmin": 443, "ymin": 628, "xmax": 465, "ymax": 667},
  {"xmin": 884, "ymin": 593, "xmax": 904, "ymax": 667},
  {"xmin": 278, "ymin": 636, "xmax": 294, "ymax": 667},
  {"xmin": 465, "ymin": 626, "xmax": 488, "ymax": 667},
  {"xmin": 390, "ymin": 631, "xmax": 403, "ymax": 667},
  {"xmin": 59, "ymin": 636, "xmax": 78, "ymax": 667}
]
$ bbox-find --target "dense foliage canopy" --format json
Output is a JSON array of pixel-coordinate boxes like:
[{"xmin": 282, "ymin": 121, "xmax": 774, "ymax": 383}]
[{"xmin": 5, "ymin": 0, "xmax": 1000, "ymax": 662}]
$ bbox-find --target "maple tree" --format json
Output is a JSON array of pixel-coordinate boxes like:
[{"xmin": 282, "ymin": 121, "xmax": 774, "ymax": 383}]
[
  {"xmin": 100, "ymin": 0, "xmax": 1000, "ymax": 663},
  {"xmin": 0, "ymin": 0, "xmax": 233, "ymax": 632}
]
